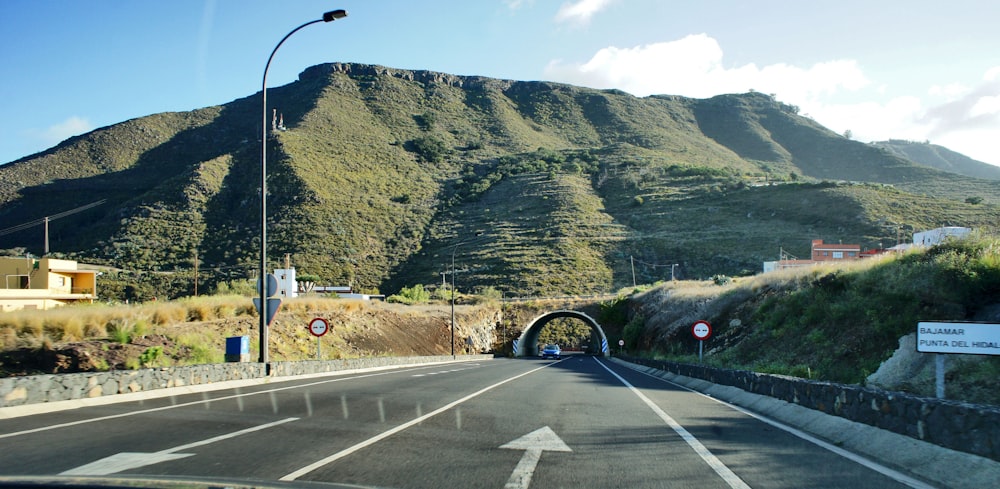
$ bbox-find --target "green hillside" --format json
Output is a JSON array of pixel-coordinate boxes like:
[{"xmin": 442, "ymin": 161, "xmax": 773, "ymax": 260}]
[
  {"xmin": 872, "ymin": 139, "xmax": 1000, "ymax": 181},
  {"xmin": 1, "ymin": 63, "xmax": 999, "ymax": 299}
]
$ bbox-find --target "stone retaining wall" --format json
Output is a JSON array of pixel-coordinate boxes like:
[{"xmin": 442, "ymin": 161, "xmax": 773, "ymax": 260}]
[
  {"xmin": 0, "ymin": 355, "xmax": 490, "ymax": 408},
  {"xmin": 622, "ymin": 355, "xmax": 1000, "ymax": 461}
]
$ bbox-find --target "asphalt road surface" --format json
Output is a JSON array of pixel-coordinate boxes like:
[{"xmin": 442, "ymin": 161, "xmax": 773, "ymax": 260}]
[{"xmin": 0, "ymin": 355, "xmax": 941, "ymax": 488}]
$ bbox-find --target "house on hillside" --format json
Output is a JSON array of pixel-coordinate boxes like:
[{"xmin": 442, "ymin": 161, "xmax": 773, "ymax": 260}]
[
  {"xmin": 763, "ymin": 239, "xmax": 863, "ymax": 272},
  {"xmin": 914, "ymin": 226, "xmax": 972, "ymax": 246},
  {"xmin": 0, "ymin": 257, "xmax": 98, "ymax": 311},
  {"xmin": 810, "ymin": 239, "xmax": 861, "ymax": 261}
]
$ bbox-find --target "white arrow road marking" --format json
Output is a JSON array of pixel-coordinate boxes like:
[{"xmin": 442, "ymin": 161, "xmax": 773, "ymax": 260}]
[
  {"xmin": 61, "ymin": 417, "xmax": 298, "ymax": 476},
  {"xmin": 500, "ymin": 426, "xmax": 572, "ymax": 489},
  {"xmin": 280, "ymin": 363, "xmax": 554, "ymax": 481}
]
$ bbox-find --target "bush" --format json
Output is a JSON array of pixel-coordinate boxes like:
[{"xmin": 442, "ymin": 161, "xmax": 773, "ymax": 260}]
[
  {"xmin": 712, "ymin": 274, "xmax": 732, "ymax": 286},
  {"xmin": 107, "ymin": 319, "xmax": 134, "ymax": 344},
  {"xmin": 410, "ymin": 136, "xmax": 450, "ymax": 163},
  {"xmin": 623, "ymin": 314, "xmax": 645, "ymax": 349},
  {"xmin": 139, "ymin": 346, "xmax": 163, "ymax": 367},
  {"xmin": 387, "ymin": 284, "xmax": 431, "ymax": 304}
]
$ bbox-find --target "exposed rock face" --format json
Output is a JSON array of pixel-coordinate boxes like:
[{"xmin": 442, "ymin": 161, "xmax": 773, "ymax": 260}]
[
  {"xmin": 865, "ymin": 333, "xmax": 933, "ymax": 391},
  {"xmin": 300, "ymin": 62, "xmax": 516, "ymax": 92},
  {"xmin": 867, "ymin": 304, "xmax": 1000, "ymax": 398}
]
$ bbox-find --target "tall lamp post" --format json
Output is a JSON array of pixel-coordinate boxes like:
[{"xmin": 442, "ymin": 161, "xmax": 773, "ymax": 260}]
[{"xmin": 259, "ymin": 9, "xmax": 348, "ymax": 366}]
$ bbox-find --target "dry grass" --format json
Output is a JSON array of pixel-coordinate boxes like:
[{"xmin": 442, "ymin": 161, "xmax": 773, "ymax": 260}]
[
  {"xmin": 0, "ymin": 295, "xmax": 379, "ymax": 354},
  {"xmin": 635, "ymin": 257, "xmax": 895, "ymax": 341}
]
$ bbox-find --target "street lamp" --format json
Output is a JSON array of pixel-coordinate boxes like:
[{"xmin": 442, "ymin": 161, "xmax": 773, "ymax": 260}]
[{"xmin": 259, "ymin": 9, "xmax": 348, "ymax": 367}]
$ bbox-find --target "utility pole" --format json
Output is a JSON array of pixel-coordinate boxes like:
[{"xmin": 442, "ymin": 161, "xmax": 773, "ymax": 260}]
[
  {"xmin": 193, "ymin": 249, "xmax": 199, "ymax": 296},
  {"xmin": 630, "ymin": 255, "xmax": 636, "ymax": 287}
]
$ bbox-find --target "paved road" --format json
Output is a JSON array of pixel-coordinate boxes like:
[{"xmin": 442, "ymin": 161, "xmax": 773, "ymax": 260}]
[{"xmin": 0, "ymin": 355, "xmax": 938, "ymax": 488}]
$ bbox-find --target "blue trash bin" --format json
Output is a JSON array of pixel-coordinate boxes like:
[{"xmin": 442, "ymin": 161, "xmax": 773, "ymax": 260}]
[{"xmin": 225, "ymin": 335, "xmax": 250, "ymax": 362}]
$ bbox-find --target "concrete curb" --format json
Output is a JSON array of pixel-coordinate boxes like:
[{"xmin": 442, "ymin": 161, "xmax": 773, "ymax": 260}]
[{"xmin": 0, "ymin": 357, "xmax": 488, "ymax": 420}]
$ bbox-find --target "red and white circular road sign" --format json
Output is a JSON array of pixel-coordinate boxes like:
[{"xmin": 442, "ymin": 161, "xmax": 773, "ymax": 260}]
[
  {"xmin": 691, "ymin": 320, "xmax": 712, "ymax": 340},
  {"xmin": 309, "ymin": 317, "xmax": 330, "ymax": 337}
]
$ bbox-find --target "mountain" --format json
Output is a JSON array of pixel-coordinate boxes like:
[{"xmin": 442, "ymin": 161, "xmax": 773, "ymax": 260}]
[
  {"xmin": 871, "ymin": 139, "xmax": 1000, "ymax": 180},
  {"xmin": 2, "ymin": 63, "xmax": 999, "ymax": 298}
]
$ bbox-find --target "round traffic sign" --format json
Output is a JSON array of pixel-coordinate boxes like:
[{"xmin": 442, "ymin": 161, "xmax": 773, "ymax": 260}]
[
  {"xmin": 257, "ymin": 274, "xmax": 279, "ymax": 298},
  {"xmin": 309, "ymin": 317, "xmax": 329, "ymax": 337},
  {"xmin": 691, "ymin": 320, "xmax": 712, "ymax": 340},
  {"xmin": 618, "ymin": 339, "xmax": 625, "ymax": 346}
]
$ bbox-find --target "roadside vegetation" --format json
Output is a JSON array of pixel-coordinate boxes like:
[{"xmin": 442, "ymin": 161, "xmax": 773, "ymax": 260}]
[
  {"xmin": 2, "ymin": 238, "xmax": 1000, "ymax": 408},
  {"xmin": 623, "ymin": 235, "xmax": 1000, "ymax": 405}
]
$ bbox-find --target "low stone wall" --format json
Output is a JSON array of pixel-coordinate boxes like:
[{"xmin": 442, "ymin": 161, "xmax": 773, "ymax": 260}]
[
  {"xmin": 0, "ymin": 355, "xmax": 490, "ymax": 408},
  {"xmin": 622, "ymin": 355, "xmax": 1000, "ymax": 461}
]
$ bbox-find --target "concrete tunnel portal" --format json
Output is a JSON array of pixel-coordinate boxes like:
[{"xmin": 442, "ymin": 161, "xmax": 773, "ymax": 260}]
[{"xmin": 514, "ymin": 309, "xmax": 610, "ymax": 357}]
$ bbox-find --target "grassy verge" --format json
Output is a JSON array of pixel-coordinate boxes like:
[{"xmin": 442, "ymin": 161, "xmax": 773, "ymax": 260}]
[{"xmin": 630, "ymin": 236, "xmax": 1000, "ymax": 405}]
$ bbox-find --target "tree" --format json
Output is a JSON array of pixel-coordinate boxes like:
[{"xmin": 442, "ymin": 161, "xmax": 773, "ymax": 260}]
[
  {"xmin": 410, "ymin": 136, "xmax": 449, "ymax": 163},
  {"xmin": 843, "ymin": 129, "xmax": 853, "ymax": 140},
  {"xmin": 297, "ymin": 273, "xmax": 321, "ymax": 293}
]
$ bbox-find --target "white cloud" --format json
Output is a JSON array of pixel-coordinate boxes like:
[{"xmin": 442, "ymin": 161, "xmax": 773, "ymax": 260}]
[
  {"xmin": 985, "ymin": 66, "xmax": 1000, "ymax": 82},
  {"xmin": 928, "ymin": 82, "xmax": 969, "ymax": 100},
  {"xmin": 5, "ymin": 116, "xmax": 94, "ymax": 162},
  {"xmin": 969, "ymin": 95, "xmax": 1000, "ymax": 118},
  {"xmin": 543, "ymin": 35, "xmax": 1000, "ymax": 166},
  {"xmin": 544, "ymin": 34, "xmax": 868, "ymax": 100},
  {"xmin": 41, "ymin": 116, "xmax": 94, "ymax": 146},
  {"xmin": 806, "ymin": 97, "xmax": 927, "ymax": 143},
  {"xmin": 554, "ymin": 0, "xmax": 616, "ymax": 25}
]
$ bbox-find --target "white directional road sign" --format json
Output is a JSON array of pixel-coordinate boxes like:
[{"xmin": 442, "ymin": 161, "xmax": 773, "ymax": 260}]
[{"xmin": 917, "ymin": 321, "xmax": 1000, "ymax": 355}]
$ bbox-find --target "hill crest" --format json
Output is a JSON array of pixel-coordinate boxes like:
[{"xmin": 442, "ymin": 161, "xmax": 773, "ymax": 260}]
[{"xmin": 1, "ymin": 62, "xmax": 998, "ymax": 299}]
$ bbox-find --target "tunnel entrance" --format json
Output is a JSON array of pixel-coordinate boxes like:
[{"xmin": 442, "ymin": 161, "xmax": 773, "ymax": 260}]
[{"xmin": 514, "ymin": 310, "xmax": 609, "ymax": 357}]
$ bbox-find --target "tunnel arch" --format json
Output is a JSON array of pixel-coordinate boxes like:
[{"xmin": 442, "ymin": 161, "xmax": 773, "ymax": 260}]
[{"xmin": 514, "ymin": 309, "xmax": 609, "ymax": 357}]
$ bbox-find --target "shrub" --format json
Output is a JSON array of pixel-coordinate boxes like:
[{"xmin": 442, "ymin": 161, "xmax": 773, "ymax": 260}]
[
  {"xmin": 712, "ymin": 274, "xmax": 732, "ymax": 286},
  {"xmin": 186, "ymin": 303, "xmax": 212, "ymax": 321},
  {"xmin": 623, "ymin": 314, "xmax": 645, "ymax": 349},
  {"xmin": 410, "ymin": 136, "xmax": 450, "ymax": 163},
  {"xmin": 107, "ymin": 319, "xmax": 134, "ymax": 344},
  {"xmin": 151, "ymin": 303, "xmax": 186, "ymax": 325},
  {"xmin": 139, "ymin": 346, "xmax": 163, "ymax": 367},
  {"xmin": 60, "ymin": 317, "xmax": 86, "ymax": 342},
  {"xmin": 214, "ymin": 280, "xmax": 256, "ymax": 297},
  {"xmin": 387, "ymin": 284, "xmax": 431, "ymax": 304}
]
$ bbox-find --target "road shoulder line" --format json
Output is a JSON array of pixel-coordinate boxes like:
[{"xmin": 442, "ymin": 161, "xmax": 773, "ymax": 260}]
[{"xmin": 611, "ymin": 358, "xmax": 1000, "ymax": 489}]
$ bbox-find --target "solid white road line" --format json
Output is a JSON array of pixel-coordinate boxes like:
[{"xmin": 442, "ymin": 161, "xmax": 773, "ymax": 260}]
[
  {"xmin": 593, "ymin": 357, "xmax": 752, "ymax": 489},
  {"xmin": 618, "ymin": 361, "xmax": 936, "ymax": 489}
]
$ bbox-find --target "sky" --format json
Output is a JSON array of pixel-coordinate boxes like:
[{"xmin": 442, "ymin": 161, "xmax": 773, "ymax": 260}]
[{"xmin": 1, "ymin": 0, "xmax": 998, "ymax": 166}]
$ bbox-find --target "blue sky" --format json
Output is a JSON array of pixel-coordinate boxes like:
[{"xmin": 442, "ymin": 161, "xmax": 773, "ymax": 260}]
[{"xmin": 2, "ymin": 0, "xmax": 998, "ymax": 166}]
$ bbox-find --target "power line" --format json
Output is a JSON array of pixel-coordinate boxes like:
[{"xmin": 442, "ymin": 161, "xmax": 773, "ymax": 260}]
[{"xmin": 0, "ymin": 199, "xmax": 107, "ymax": 237}]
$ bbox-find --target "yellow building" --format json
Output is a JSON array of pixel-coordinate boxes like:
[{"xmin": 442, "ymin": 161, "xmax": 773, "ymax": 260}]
[{"xmin": 0, "ymin": 257, "xmax": 98, "ymax": 311}]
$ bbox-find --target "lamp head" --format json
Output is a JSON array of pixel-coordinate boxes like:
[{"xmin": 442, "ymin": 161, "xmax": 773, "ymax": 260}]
[{"xmin": 323, "ymin": 9, "xmax": 348, "ymax": 22}]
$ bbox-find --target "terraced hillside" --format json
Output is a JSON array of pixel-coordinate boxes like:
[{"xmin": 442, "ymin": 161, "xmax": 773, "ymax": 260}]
[{"xmin": 2, "ymin": 63, "xmax": 999, "ymax": 299}]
